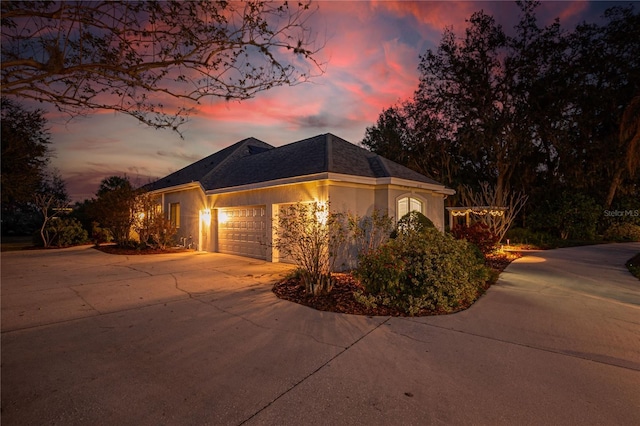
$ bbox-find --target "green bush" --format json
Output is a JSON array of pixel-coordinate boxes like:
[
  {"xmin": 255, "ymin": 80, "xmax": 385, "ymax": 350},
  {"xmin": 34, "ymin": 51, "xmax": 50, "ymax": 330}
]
[
  {"xmin": 355, "ymin": 227, "xmax": 489, "ymax": 315},
  {"xmin": 391, "ymin": 211, "xmax": 435, "ymax": 238},
  {"xmin": 34, "ymin": 217, "xmax": 89, "ymax": 247},
  {"xmin": 603, "ymin": 223, "xmax": 640, "ymax": 242},
  {"xmin": 55, "ymin": 218, "xmax": 89, "ymax": 247},
  {"xmin": 91, "ymin": 222, "xmax": 113, "ymax": 245}
]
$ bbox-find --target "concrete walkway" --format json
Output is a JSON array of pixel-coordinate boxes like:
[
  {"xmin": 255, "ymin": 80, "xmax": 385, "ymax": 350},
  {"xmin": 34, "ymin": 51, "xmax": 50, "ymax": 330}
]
[{"xmin": 1, "ymin": 243, "xmax": 639, "ymax": 425}]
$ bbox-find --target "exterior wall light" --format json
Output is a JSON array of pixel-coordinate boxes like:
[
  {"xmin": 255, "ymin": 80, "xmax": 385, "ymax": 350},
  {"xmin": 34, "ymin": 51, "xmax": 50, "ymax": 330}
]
[
  {"xmin": 315, "ymin": 201, "xmax": 329, "ymax": 226},
  {"xmin": 200, "ymin": 209, "xmax": 212, "ymax": 226}
]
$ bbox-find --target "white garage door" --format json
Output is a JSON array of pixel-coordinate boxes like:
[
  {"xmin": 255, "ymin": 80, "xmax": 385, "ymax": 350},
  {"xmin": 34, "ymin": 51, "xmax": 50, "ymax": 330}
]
[{"xmin": 218, "ymin": 206, "xmax": 267, "ymax": 259}]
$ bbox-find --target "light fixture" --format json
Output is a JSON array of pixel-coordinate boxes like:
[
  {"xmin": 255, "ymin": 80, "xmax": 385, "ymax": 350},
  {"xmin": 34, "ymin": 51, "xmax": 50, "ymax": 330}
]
[
  {"xmin": 200, "ymin": 209, "xmax": 211, "ymax": 226},
  {"xmin": 314, "ymin": 200, "xmax": 329, "ymax": 226}
]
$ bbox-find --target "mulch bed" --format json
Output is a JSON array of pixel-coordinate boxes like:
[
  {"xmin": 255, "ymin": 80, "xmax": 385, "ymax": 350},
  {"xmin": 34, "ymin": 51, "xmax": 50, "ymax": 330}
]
[
  {"xmin": 272, "ymin": 253, "xmax": 518, "ymax": 317},
  {"xmin": 272, "ymin": 273, "xmax": 411, "ymax": 317}
]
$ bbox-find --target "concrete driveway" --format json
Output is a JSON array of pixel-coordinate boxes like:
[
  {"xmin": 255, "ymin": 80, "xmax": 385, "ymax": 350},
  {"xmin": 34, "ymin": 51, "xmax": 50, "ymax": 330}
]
[{"xmin": 1, "ymin": 243, "xmax": 639, "ymax": 425}]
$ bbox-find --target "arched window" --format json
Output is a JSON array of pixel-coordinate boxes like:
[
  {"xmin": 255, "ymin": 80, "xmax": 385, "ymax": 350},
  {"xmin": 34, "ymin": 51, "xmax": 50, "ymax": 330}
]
[{"xmin": 397, "ymin": 196, "xmax": 423, "ymax": 219}]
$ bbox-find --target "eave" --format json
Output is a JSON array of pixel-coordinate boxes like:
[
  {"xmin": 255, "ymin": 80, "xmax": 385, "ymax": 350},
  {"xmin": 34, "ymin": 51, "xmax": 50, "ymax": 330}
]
[{"xmin": 205, "ymin": 172, "xmax": 455, "ymax": 196}]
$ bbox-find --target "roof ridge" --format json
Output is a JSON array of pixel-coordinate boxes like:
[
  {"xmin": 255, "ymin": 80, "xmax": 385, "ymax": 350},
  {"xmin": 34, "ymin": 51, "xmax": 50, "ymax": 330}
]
[
  {"xmin": 326, "ymin": 134, "xmax": 333, "ymax": 172},
  {"xmin": 201, "ymin": 138, "xmax": 271, "ymax": 183},
  {"xmin": 371, "ymin": 155, "xmax": 391, "ymax": 177}
]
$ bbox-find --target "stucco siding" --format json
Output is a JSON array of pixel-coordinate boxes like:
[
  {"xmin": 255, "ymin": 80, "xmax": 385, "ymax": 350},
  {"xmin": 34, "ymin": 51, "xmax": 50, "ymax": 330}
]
[
  {"xmin": 327, "ymin": 183, "xmax": 376, "ymax": 218},
  {"xmin": 152, "ymin": 178, "xmax": 448, "ymax": 260},
  {"xmin": 160, "ymin": 187, "xmax": 207, "ymax": 249}
]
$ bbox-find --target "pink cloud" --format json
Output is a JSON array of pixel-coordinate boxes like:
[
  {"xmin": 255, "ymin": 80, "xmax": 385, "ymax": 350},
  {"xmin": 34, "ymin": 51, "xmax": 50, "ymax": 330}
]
[
  {"xmin": 371, "ymin": 0, "xmax": 478, "ymax": 32},
  {"xmin": 40, "ymin": 0, "xmax": 608, "ymax": 203}
]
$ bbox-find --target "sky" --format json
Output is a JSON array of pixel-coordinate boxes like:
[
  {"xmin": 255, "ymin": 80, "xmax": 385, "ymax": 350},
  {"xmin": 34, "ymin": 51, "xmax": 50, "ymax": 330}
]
[{"xmin": 40, "ymin": 1, "xmax": 621, "ymax": 202}]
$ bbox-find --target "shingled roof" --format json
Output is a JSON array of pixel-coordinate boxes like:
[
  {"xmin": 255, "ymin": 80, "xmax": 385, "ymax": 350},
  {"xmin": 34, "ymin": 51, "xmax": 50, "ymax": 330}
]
[
  {"xmin": 150, "ymin": 133, "xmax": 446, "ymax": 192},
  {"xmin": 147, "ymin": 137, "xmax": 273, "ymax": 191}
]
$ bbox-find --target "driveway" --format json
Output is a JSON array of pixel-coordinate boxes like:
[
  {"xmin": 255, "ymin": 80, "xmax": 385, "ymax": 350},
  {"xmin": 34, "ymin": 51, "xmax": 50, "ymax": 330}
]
[{"xmin": 1, "ymin": 243, "xmax": 639, "ymax": 425}]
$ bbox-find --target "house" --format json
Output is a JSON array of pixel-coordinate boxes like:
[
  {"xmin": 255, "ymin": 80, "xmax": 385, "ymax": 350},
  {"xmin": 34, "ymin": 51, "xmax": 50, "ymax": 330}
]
[{"xmin": 147, "ymin": 133, "xmax": 455, "ymax": 262}]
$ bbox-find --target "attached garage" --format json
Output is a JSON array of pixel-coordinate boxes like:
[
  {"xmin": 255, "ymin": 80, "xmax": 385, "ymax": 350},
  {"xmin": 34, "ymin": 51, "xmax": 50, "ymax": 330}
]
[
  {"xmin": 217, "ymin": 206, "xmax": 267, "ymax": 259},
  {"xmin": 149, "ymin": 134, "xmax": 455, "ymax": 261}
]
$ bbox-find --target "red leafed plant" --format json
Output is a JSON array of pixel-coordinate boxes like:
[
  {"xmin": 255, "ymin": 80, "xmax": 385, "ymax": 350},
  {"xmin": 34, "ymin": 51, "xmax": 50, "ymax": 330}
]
[{"xmin": 451, "ymin": 222, "xmax": 499, "ymax": 256}]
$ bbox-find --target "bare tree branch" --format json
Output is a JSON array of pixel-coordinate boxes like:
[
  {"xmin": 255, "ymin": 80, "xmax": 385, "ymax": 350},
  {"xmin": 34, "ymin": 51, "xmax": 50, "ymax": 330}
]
[{"xmin": 1, "ymin": 1, "xmax": 326, "ymax": 133}]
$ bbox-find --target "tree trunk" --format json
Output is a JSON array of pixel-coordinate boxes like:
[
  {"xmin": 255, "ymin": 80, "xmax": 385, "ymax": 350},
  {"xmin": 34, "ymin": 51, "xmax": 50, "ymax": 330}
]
[{"xmin": 604, "ymin": 168, "xmax": 624, "ymax": 210}]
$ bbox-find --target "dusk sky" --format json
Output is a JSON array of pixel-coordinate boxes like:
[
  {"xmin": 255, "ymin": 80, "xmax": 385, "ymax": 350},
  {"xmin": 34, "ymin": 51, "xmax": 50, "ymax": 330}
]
[{"xmin": 40, "ymin": 1, "xmax": 621, "ymax": 202}]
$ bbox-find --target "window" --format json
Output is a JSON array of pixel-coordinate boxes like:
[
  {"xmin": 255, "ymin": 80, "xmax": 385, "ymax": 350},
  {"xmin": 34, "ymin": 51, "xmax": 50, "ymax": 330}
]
[
  {"xmin": 169, "ymin": 203, "xmax": 180, "ymax": 228},
  {"xmin": 397, "ymin": 196, "xmax": 423, "ymax": 220}
]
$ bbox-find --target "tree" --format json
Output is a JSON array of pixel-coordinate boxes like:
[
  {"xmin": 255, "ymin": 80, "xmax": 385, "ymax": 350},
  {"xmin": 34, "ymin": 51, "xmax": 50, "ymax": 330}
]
[
  {"xmin": 363, "ymin": 3, "xmax": 552, "ymax": 200},
  {"xmin": 362, "ymin": 106, "xmax": 412, "ymax": 168},
  {"xmin": 557, "ymin": 6, "xmax": 640, "ymax": 209},
  {"xmin": 363, "ymin": 2, "xmax": 639, "ymax": 235},
  {"xmin": 1, "ymin": 98, "xmax": 51, "ymax": 206},
  {"xmin": 414, "ymin": 4, "xmax": 557, "ymax": 203},
  {"xmin": 33, "ymin": 171, "xmax": 71, "ymax": 248},
  {"xmin": 93, "ymin": 176, "xmax": 136, "ymax": 244},
  {"xmin": 1, "ymin": 1, "xmax": 324, "ymax": 132}
]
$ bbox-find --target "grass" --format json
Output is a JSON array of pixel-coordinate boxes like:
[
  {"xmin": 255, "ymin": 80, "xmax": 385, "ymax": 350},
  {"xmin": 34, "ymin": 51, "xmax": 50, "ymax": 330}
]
[{"xmin": 626, "ymin": 253, "xmax": 640, "ymax": 280}]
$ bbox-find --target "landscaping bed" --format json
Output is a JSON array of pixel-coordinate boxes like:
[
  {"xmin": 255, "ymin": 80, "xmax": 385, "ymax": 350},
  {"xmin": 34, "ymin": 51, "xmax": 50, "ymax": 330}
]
[{"xmin": 273, "ymin": 252, "xmax": 516, "ymax": 317}]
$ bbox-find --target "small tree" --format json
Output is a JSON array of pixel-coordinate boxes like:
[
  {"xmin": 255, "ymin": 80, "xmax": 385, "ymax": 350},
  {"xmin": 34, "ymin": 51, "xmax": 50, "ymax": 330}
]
[
  {"xmin": 34, "ymin": 193, "xmax": 67, "ymax": 248},
  {"xmin": 274, "ymin": 202, "xmax": 347, "ymax": 295},
  {"xmin": 33, "ymin": 172, "xmax": 70, "ymax": 248},
  {"xmin": 460, "ymin": 182, "xmax": 528, "ymax": 242}
]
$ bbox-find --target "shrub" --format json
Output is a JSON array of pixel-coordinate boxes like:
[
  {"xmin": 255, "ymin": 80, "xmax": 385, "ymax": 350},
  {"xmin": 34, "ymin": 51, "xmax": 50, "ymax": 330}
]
[
  {"xmin": 132, "ymin": 192, "xmax": 176, "ymax": 249},
  {"xmin": 505, "ymin": 227, "xmax": 556, "ymax": 247},
  {"xmin": 91, "ymin": 222, "xmax": 113, "ymax": 245},
  {"xmin": 451, "ymin": 222, "xmax": 499, "ymax": 256},
  {"xmin": 529, "ymin": 192, "xmax": 600, "ymax": 240},
  {"xmin": 391, "ymin": 211, "xmax": 434, "ymax": 238},
  {"xmin": 149, "ymin": 217, "xmax": 177, "ymax": 249},
  {"xmin": 34, "ymin": 217, "xmax": 89, "ymax": 247},
  {"xmin": 54, "ymin": 218, "xmax": 89, "ymax": 247},
  {"xmin": 355, "ymin": 243, "xmax": 405, "ymax": 295},
  {"xmin": 355, "ymin": 227, "xmax": 489, "ymax": 315},
  {"xmin": 603, "ymin": 223, "xmax": 640, "ymax": 242},
  {"xmin": 274, "ymin": 202, "xmax": 348, "ymax": 295}
]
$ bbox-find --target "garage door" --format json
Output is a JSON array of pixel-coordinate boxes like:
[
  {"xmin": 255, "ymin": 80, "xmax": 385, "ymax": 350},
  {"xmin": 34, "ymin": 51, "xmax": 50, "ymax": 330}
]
[{"xmin": 218, "ymin": 206, "xmax": 267, "ymax": 259}]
